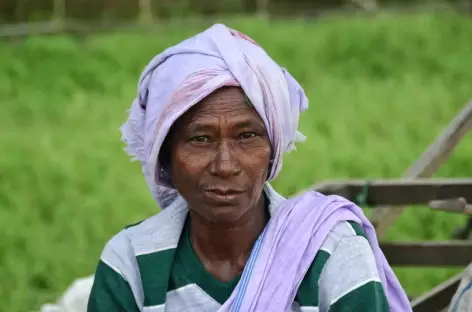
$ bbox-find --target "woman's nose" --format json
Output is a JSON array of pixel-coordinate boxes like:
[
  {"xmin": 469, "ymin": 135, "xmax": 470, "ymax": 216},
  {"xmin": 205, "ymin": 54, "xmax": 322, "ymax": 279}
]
[{"xmin": 209, "ymin": 140, "xmax": 242, "ymax": 178}]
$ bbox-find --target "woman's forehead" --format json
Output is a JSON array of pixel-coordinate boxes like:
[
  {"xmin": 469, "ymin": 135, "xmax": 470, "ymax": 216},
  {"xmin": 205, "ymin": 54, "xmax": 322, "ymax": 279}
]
[
  {"xmin": 175, "ymin": 87, "xmax": 264, "ymax": 129},
  {"xmin": 200, "ymin": 87, "xmax": 248, "ymax": 107}
]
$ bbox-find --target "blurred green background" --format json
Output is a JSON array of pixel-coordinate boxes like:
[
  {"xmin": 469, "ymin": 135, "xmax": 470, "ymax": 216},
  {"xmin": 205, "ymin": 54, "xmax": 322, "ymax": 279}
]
[{"xmin": 1, "ymin": 7, "xmax": 472, "ymax": 312}]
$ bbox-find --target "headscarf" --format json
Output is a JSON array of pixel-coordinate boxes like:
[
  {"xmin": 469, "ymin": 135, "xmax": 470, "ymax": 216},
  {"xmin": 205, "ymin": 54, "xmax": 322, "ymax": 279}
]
[
  {"xmin": 120, "ymin": 24, "xmax": 412, "ymax": 312},
  {"xmin": 121, "ymin": 24, "xmax": 308, "ymax": 208}
]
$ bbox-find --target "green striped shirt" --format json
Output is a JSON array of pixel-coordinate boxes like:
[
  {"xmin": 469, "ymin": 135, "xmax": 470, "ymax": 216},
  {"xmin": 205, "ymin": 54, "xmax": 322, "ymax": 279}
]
[{"xmin": 87, "ymin": 190, "xmax": 389, "ymax": 312}]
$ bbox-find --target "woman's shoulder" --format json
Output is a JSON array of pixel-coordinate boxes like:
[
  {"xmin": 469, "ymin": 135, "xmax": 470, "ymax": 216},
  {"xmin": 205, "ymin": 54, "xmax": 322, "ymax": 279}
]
[
  {"xmin": 295, "ymin": 220, "xmax": 364, "ymax": 306},
  {"xmin": 321, "ymin": 220, "xmax": 367, "ymax": 251},
  {"xmin": 315, "ymin": 220, "xmax": 373, "ymax": 279},
  {"xmin": 299, "ymin": 221, "xmax": 369, "ymax": 280},
  {"xmin": 99, "ymin": 203, "xmax": 189, "ymax": 276},
  {"xmin": 296, "ymin": 220, "xmax": 385, "ymax": 310}
]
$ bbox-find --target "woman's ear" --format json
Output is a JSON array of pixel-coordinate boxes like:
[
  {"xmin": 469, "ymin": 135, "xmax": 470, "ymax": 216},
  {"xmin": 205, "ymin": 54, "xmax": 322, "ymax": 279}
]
[
  {"xmin": 267, "ymin": 158, "xmax": 273, "ymax": 180},
  {"xmin": 159, "ymin": 134, "xmax": 172, "ymax": 174}
]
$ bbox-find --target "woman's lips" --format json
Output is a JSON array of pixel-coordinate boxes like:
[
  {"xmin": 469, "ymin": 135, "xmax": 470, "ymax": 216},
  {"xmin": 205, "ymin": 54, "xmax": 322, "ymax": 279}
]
[{"xmin": 204, "ymin": 188, "xmax": 244, "ymax": 202}]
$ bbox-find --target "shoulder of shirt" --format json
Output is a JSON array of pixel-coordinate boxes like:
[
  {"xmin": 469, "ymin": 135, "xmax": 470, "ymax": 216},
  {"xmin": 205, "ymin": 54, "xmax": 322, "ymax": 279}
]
[
  {"xmin": 317, "ymin": 221, "xmax": 385, "ymax": 311},
  {"xmin": 100, "ymin": 198, "xmax": 188, "ymax": 273},
  {"xmin": 295, "ymin": 220, "xmax": 374, "ymax": 307},
  {"xmin": 319, "ymin": 220, "xmax": 368, "ymax": 255}
]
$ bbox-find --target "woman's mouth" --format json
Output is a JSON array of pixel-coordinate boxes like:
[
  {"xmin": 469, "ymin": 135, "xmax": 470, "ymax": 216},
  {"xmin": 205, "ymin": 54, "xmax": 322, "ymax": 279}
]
[{"xmin": 204, "ymin": 188, "xmax": 244, "ymax": 202}]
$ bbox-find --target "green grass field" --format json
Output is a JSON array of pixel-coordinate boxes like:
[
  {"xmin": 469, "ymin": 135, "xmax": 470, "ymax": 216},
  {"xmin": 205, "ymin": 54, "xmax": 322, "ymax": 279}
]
[{"xmin": 1, "ymin": 11, "xmax": 472, "ymax": 312}]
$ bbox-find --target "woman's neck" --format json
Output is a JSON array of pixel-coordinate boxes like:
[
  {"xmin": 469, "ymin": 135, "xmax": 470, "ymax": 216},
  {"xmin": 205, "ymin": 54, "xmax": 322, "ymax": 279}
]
[{"xmin": 189, "ymin": 196, "xmax": 268, "ymax": 264}]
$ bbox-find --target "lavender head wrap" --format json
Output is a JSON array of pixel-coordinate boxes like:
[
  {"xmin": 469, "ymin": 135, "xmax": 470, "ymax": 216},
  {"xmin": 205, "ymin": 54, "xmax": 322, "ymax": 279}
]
[{"xmin": 120, "ymin": 24, "xmax": 308, "ymax": 208}]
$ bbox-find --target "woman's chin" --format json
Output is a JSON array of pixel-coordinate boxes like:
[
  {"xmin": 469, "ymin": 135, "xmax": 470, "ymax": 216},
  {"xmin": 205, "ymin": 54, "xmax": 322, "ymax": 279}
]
[{"xmin": 206, "ymin": 206, "xmax": 248, "ymax": 223}]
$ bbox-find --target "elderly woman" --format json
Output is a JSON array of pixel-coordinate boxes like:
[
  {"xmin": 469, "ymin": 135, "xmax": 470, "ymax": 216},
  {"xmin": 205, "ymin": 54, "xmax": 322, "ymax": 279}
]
[{"xmin": 87, "ymin": 24, "xmax": 411, "ymax": 312}]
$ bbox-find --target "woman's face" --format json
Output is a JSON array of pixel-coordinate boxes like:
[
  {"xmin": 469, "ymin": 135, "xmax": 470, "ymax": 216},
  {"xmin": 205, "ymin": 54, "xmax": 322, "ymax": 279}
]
[{"xmin": 166, "ymin": 87, "xmax": 271, "ymax": 223}]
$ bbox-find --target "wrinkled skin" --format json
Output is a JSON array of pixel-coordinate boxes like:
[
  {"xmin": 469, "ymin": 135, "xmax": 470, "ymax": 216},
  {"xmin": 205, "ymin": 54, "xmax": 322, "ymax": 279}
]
[{"xmin": 162, "ymin": 87, "xmax": 272, "ymax": 282}]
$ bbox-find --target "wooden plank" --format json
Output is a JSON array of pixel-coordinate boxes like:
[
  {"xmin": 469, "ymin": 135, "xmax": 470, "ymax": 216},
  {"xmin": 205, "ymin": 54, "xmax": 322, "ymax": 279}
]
[
  {"xmin": 411, "ymin": 273, "xmax": 462, "ymax": 312},
  {"xmin": 0, "ymin": 18, "xmax": 219, "ymax": 38},
  {"xmin": 0, "ymin": 19, "xmax": 167, "ymax": 38},
  {"xmin": 429, "ymin": 198, "xmax": 472, "ymax": 215},
  {"xmin": 381, "ymin": 241, "xmax": 472, "ymax": 267},
  {"xmin": 314, "ymin": 179, "xmax": 472, "ymax": 206},
  {"xmin": 371, "ymin": 101, "xmax": 472, "ymax": 238},
  {"xmin": 0, "ymin": 21, "xmax": 123, "ymax": 37}
]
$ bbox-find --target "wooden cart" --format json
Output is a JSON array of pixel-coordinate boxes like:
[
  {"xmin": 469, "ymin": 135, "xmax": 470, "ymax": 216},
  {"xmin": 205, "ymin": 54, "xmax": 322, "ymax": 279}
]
[{"xmin": 312, "ymin": 101, "xmax": 472, "ymax": 311}]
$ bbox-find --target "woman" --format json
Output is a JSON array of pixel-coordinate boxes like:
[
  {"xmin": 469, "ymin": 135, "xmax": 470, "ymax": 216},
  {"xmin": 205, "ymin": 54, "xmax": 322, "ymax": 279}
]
[{"xmin": 87, "ymin": 24, "xmax": 411, "ymax": 312}]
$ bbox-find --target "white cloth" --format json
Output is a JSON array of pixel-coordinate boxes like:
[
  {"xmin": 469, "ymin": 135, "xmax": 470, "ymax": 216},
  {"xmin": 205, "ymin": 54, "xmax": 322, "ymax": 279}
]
[{"xmin": 38, "ymin": 276, "xmax": 94, "ymax": 312}]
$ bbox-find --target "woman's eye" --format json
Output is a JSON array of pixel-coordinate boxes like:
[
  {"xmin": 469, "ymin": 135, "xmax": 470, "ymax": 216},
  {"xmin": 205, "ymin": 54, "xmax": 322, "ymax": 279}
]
[
  {"xmin": 239, "ymin": 132, "xmax": 257, "ymax": 140},
  {"xmin": 190, "ymin": 135, "xmax": 210, "ymax": 143}
]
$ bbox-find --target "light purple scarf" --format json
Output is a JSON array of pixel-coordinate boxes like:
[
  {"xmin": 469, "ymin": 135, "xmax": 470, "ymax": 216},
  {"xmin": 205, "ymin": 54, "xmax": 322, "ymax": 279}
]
[
  {"xmin": 220, "ymin": 190, "xmax": 412, "ymax": 312},
  {"xmin": 121, "ymin": 23, "xmax": 412, "ymax": 312},
  {"xmin": 121, "ymin": 23, "xmax": 307, "ymax": 206}
]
